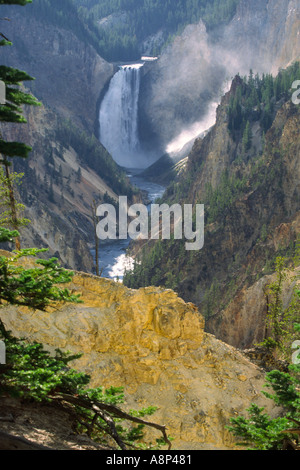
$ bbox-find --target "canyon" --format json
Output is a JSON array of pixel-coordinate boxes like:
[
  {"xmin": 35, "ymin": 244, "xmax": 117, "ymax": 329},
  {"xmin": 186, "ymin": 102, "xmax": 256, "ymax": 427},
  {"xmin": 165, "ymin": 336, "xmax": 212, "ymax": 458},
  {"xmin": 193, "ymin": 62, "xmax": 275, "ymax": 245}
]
[
  {"xmin": 0, "ymin": 0, "xmax": 299, "ymax": 450},
  {"xmin": 1, "ymin": 1, "xmax": 299, "ymax": 275}
]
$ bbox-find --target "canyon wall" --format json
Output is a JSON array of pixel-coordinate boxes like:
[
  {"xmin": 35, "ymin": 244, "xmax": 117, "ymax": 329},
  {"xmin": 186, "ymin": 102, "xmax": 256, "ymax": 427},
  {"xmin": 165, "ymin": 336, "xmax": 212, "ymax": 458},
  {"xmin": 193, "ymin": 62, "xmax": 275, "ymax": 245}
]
[
  {"xmin": 0, "ymin": 7, "xmax": 134, "ymax": 272},
  {"xmin": 0, "ymin": 101, "xmax": 134, "ymax": 273},
  {"xmin": 1, "ymin": 7, "xmax": 114, "ymax": 134},
  {"xmin": 129, "ymin": 71, "xmax": 300, "ymax": 350},
  {"xmin": 139, "ymin": 0, "xmax": 300, "ymax": 152}
]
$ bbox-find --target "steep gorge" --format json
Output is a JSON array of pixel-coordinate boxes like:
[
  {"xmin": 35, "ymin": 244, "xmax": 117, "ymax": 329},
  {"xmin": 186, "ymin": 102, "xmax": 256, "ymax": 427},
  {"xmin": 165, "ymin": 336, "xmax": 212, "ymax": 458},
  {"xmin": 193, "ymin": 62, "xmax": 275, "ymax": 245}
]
[
  {"xmin": 0, "ymin": 5, "xmax": 136, "ymax": 272},
  {"xmin": 1, "ymin": 0, "xmax": 299, "ymax": 277},
  {"xmin": 0, "ymin": 0, "xmax": 299, "ymax": 451},
  {"xmin": 125, "ymin": 69, "xmax": 300, "ymax": 349},
  {"xmin": 1, "ymin": 102, "xmax": 135, "ymax": 273}
]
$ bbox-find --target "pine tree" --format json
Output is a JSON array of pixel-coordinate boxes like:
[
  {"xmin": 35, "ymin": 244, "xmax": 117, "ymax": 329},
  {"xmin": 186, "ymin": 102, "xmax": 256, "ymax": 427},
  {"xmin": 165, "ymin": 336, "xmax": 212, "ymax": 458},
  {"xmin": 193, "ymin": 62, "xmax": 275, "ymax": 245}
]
[
  {"xmin": 228, "ymin": 355, "xmax": 300, "ymax": 450},
  {"xmin": 0, "ymin": 227, "xmax": 82, "ymax": 312},
  {"xmin": 76, "ymin": 166, "xmax": 82, "ymax": 183},
  {"xmin": 0, "ymin": 0, "xmax": 40, "ymax": 249}
]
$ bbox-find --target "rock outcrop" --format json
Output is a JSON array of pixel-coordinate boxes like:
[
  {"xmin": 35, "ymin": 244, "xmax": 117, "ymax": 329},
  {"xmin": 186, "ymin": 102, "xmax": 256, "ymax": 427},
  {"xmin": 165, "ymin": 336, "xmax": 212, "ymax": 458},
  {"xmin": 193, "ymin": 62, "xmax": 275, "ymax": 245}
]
[
  {"xmin": 1, "ymin": 7, "xmax": 113, "ymax": 134},
  {"xmin": 224, "ymin": 0, "xmax": 300, "ymax": 74},
  {"xmin": 207, "ymin": 265, "xmax": 300, "ymax": 349},
  {"xmin": 0, "ymin": 272, "xmax": 280, "ymax": 450}
]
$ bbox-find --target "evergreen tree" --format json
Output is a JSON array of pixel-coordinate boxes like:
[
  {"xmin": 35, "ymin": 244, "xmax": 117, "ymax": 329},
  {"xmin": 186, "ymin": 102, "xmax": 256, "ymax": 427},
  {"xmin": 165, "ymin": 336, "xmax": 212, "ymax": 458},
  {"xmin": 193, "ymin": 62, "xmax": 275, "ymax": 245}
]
[
  {"xmin": 228, "ymin": 254, "xmax": 300, "ymax": 450},
  {"xmin": 0, "ymin": 228, "xmax": 82, "ymax": 313},
  {"xmin": 228, "ymin": 342, "xmax": 300, "ymax": 450},
  {"xmin": 0, "ymin": 0, "xmax": 40, "ymax": 249}
]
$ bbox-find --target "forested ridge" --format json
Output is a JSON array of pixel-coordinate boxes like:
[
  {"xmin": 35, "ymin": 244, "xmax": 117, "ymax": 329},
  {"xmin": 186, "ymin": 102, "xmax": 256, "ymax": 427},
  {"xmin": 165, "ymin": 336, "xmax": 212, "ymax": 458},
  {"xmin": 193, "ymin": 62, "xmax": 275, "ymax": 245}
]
[
  {"xmin": 27, "ymin": 0, "xmax": 240, "ymax": 62},
  {"xmin": 1, "ymin": 0, "xmax": 240, "ymax": 61},
  {"xmin": 75, "ymin": 0, "xmax": 240, "ymax": 61}
]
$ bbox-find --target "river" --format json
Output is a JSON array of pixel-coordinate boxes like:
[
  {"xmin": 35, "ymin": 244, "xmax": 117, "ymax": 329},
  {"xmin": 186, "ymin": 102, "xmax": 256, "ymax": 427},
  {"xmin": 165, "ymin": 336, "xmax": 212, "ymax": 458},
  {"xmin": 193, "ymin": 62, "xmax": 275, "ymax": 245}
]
[
  {"xmin": 96, "ymin": 61, "xmax": 165, "ymax": 280},
  {"xmin": 95, "ymin": 171, "xmax": 165, "ymax": 281}
]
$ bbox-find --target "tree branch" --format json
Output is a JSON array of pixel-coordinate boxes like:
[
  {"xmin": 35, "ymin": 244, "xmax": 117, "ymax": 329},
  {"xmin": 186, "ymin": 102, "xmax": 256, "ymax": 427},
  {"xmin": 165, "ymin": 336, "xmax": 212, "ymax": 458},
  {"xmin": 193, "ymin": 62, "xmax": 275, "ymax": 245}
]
[{"xmin": 52, "ymin": 392, "xmax": 172, "ymax": 450}]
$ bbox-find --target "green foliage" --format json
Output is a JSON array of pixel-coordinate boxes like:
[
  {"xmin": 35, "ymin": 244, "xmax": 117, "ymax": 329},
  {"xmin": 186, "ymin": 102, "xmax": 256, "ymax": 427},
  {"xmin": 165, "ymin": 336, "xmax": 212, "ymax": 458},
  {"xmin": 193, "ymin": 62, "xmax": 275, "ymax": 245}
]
[
  {"xmin": 229, "ymin": 404, "xmax": 289, "ymax": 450},
  {"xmin": 0, "ymin": 1, "xmax": 40, "ymax": 247},
  {"xmin": 124, "ymin": 63, "xmax": 300, "ymax": 295},
  {"xmin": 0, "ymin": 167, "xmax": 29, "ymax": 229},
  {"xmin": 294, "ymin": 236, "xmax": 300, "ymax": 268},
  {"xmin": 2, "ymin": 0, "xmax": 241, "ymax": 61},
  {"xmin": 228, "ymin": 361, "xmax": 300, "ymax": 450},
  {"xmin": 0, "ymin": 228, "xmax": 81, "ymax": 310},
  {"xmin": 204, "ymin": 170, "xmax": 248, "ymax": 224},
  {"xmin": 228, "ymin": 62, "xmax": 300, "ymax": 137},
  {"xmin": 229, "ymin": 261, "xmax": 300, "ymax": 450},
  {"xmin": 124, "ymin": 239, "xmax": 176, "ymax": 289},
  {"xmin": 202, "ymin": 279, "xmax": 222, "ymax": 320},
  {"xmin": 75, "ymin": 385, "xmax": 163, "ymax": 449},
  {"xmin": 83, "ymin": 385, "xmax": 125, "ymax": 406},
  {"xmin": 56, "ymin": 120, "xmax": 134, "ymax": 197},
  {"xmin": 73, "ymin": 0, "xmax": 240, "ymax": 61},
  {"xmin": 242, "ymin": 120, "xmax": 252, "ymax": 154},
  {"xmin": 0, "ymin": 66, "xmax": 40, "ymax": 161},
  {"xmin": 260, "ymin": 256, "xmax": 300, "ymax": 358},
  {"xmin": 228, "ymin": 403, "xmax": 294, "ymax": 450},
  {"xmin": 0, "ymin": 334, "xmax": 88, "ymax": 401},
  {"xmin": 0, "ymin": 1, "xmax": 169, "ymax": 451},
  {"xmin": 0, "ymin": 332, "xmax": 170, "ymax": 449},
  {"xmin": 0, "ymin": 227, "xmax": 170, "ymax": 449},
  {"xmin": 0, "ymin": 227, "xmax": 19, "ymax": 243}
]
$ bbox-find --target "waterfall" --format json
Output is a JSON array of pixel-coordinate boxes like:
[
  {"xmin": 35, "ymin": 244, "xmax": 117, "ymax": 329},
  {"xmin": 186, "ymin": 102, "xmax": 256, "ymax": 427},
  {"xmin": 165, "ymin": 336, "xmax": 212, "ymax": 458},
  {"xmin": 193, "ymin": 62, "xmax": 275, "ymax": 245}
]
[{"xmin": 99, "ymin": 63, "xmax": 147, "ymax": 169}]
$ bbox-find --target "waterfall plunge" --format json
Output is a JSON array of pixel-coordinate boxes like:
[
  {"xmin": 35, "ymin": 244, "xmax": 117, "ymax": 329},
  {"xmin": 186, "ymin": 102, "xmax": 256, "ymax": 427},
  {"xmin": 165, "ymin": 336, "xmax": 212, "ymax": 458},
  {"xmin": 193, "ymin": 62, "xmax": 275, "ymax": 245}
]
[{"xmin": 99, "ymin": 63, "xmax": 150, "ymax": 169}]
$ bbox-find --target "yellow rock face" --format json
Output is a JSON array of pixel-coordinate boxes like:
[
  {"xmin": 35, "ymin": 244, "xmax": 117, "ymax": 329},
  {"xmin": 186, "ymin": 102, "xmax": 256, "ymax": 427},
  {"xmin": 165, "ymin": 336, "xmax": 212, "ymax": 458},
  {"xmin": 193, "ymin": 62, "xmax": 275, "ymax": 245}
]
[{"xmin": 0, "ymin": 272, "xmax": 277, "ymax": 450}]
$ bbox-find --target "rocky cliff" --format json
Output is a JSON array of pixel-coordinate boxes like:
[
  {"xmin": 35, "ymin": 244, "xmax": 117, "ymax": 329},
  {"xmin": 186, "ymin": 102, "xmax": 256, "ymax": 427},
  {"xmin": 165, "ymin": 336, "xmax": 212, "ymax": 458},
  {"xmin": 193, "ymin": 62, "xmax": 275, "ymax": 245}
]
[
  {"xmin": 224, "ymin": 0, "xmax": 300, "ymax": 74},
  {"xmin": 126, "ymin": 68, "xmax": 300, "ymax": 350},
  {"xmin": 207, "ymin": 265, "xmax": 300, "ymax": 349},
  {"xmin": 0, "ymin": 270, "xmax": 280, "ymax": 450},
  {"xmin": 1, "ymin": 6, "xmax": 113, "ymax": 135},
  {"xmin": 188, "ymin": 94, "xmax": 300, "ymax": 347},
  {"xmin": 139, "ymin": 0, "xmax": 300, "ymax": 152},
  {"xmin": 1, "ymin": 101, "xmax": 135, "ymax": 273},
  {"xmin": 0, "ymin": 6, "xmax": 138, "ymax": 272}
]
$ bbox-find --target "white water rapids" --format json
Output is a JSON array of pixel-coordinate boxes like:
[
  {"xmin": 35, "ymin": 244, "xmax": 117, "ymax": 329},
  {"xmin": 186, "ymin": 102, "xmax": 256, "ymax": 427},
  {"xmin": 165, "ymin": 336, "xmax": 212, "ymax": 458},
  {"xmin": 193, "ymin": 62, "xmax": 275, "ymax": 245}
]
[{"xmin": 94, "ymin": 175, "xmax": 165, "ymax": 281}]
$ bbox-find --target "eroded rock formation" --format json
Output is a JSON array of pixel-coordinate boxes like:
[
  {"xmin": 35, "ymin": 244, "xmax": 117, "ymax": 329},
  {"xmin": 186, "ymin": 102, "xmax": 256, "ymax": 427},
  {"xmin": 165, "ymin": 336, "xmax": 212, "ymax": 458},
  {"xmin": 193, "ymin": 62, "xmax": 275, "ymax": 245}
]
[{"xmin": 0, "ymin": 272, "xmax": 280, "ymax": 450}]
